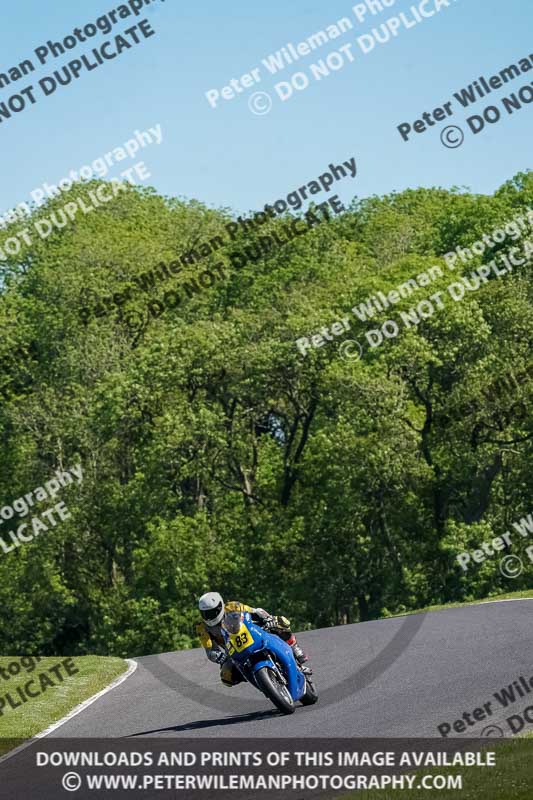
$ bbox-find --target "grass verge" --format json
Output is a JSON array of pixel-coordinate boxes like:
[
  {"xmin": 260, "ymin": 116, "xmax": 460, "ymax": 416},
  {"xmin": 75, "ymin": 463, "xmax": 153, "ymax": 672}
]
[
  {"xmin": 346, "ymin": 735, "xmax": 533, "ymax": 799},
  {"xmin": 0, "ymin": 655, "xmax": 128, "ymax": 757},
  {"xmin": 388, "ymin": 588, "xmax": 533, "ymax": 618}
]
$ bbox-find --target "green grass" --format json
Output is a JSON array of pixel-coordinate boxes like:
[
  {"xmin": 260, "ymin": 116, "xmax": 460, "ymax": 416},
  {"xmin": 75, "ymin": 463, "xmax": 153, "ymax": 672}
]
[
  {"xmin": 0, "ymin": 656, "xmax": 127, "ymax": 756},
  {"xmin": 343, "ymin": 736, "xmax": 533, "ymax": 799},
  {"xmin": 388, "ymin": 588, "xmax": 533, "ymax": 618}
]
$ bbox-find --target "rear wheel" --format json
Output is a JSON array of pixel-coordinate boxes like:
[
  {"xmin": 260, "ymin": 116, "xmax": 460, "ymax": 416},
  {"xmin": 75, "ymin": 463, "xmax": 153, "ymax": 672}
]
[
  {"xmin": 300, "ymin": 675, "xmax": 318, "ymax": 705},
  {"xmin": 255, "ymin": 667, "xmax": 295, "ymax": 714}
]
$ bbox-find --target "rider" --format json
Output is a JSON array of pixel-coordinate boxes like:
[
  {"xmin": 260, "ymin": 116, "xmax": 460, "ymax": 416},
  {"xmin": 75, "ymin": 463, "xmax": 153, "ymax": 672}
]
[{"xmin": 196, "ymin": 592, "xmax": 308, "ymax": 687}]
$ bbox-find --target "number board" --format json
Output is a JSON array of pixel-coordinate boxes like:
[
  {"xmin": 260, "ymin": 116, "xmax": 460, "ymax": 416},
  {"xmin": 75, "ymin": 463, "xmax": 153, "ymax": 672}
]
[{"xmin": 228, "ymin": 623, "xmax": 254, "ymax": 654}]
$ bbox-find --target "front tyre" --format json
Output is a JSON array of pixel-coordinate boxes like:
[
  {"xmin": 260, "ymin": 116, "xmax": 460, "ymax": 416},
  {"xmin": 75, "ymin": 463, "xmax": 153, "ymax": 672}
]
[
  {"xmin": 300, "ymin": 675, "xmax": 319, "ymax": 705},
  {"xmin": 255, "ymin": 667, "xmax": 295, "ymax": 714}
]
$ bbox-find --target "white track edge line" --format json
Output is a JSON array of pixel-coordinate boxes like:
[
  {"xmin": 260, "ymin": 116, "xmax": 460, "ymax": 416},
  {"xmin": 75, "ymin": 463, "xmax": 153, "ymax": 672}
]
[
  {"xmin": 472, "ymin": 598, "xmax": 533, "ymax": 605},
  {"xmin": 391, "ymin": 596, "xmax": 533, "ymax": 619},
  {"xmin": 1, "ymin": 598, "xmax": 530, "ymax": 763},
  {"xmin": 0, "ymin": 658, "xmax": 138, "ymax": 766}
]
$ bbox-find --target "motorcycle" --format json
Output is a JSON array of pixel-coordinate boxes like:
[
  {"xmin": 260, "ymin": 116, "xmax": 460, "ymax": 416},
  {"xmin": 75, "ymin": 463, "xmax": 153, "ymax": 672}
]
[{"xmin": 221, "ymin": 609, "xmax": 318, "ymax": 715}]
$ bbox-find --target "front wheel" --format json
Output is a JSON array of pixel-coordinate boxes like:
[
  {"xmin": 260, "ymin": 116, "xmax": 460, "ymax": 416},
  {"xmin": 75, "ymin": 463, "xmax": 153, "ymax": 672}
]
[
  {"xmin": 300, "ymin": 675, "xmax": 318, "ymax": 705},
  {"xmin": 255, "ymin": 667, "xmax": 295, "ymax": 714}
]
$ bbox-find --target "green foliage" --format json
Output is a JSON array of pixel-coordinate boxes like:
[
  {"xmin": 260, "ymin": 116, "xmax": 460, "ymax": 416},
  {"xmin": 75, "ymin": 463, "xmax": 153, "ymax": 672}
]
[{"xmin": 0, "ymin": 175, "xmax": 531, "ymax": 655}]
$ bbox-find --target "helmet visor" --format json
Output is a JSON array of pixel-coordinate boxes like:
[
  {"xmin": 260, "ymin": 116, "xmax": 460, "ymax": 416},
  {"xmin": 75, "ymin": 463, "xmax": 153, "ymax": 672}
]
[
  {"xmin": 223, "ymin": 611, "xmax": 244, "ymax": 635},
  {"xmin": 201, "ymin": 600, "xmax": 223, "ymax": 624}
]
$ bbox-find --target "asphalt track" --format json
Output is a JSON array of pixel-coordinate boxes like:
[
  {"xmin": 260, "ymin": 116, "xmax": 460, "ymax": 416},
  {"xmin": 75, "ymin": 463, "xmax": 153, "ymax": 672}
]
[{"xmin": 43, "ymin": 599, "xmax": 532, "ymax": 740}]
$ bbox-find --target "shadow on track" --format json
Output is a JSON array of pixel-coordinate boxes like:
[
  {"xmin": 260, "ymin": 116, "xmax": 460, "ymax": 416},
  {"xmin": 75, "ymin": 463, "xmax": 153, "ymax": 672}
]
[
  {"xmin": 129, "ymin": 709, "xmax": 278, "ymax": 736},
  {"xmin": 140, "ymin": 611, "xmax": 427, "ymax": 716}
]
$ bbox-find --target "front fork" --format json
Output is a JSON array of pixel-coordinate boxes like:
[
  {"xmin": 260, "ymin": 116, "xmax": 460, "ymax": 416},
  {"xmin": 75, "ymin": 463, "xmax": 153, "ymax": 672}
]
[{"xmin": 249, "ymin": 660, "xmax": 286, "ymax": 691}]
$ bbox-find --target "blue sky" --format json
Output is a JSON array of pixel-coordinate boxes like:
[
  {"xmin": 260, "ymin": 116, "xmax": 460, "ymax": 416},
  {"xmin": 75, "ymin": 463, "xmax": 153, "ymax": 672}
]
[{"xmin": 1, "ymin": 0, "xmax": 531, "ymax": 217}]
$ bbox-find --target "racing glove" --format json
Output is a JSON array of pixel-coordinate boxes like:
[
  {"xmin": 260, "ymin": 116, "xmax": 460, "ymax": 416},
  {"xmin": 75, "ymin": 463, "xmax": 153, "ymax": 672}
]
[
  {"xmin": 208, "ymin": 648, "xmax": 228, "ymax": 665},
  {"xmin": 213, "ymin": 650, "xmax": 228, "ymax": 665}
]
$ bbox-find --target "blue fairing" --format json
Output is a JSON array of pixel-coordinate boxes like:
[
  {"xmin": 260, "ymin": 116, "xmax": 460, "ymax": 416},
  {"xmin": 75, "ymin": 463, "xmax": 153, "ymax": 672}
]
[
  {"xmin": 223, "ymin": 613, "xmax": 306, "ymax": 702},
  {"xmin": 259, "ymin": 628, "xmax": 305, "ymax": 700}
]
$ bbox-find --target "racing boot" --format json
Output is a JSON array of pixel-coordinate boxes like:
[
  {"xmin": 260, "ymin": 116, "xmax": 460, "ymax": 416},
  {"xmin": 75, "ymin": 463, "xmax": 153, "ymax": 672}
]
[{"xmin": 288, "ymin": 636, "xmax": 309, "ymax": 668}]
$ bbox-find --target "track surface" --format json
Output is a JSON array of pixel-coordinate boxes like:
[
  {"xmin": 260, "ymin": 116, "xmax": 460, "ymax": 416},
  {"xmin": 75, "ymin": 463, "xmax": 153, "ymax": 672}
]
[{"xmin": 48, "ymin": 600, "xmax": 533, "ymax": 739}]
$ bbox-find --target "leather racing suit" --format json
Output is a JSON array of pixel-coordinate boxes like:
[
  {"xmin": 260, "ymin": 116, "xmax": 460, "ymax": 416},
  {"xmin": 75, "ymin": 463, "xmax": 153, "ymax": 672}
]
[{"xmin": 196, "ymin": 602, "xmax": 306, "ymax": 686}]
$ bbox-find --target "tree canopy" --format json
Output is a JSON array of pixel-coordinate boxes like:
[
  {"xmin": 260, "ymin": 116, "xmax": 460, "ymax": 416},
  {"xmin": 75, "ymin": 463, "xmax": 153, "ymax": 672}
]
[{"xmin": 0, "ymin": 173, "xmax": 531, "ymax": 656}]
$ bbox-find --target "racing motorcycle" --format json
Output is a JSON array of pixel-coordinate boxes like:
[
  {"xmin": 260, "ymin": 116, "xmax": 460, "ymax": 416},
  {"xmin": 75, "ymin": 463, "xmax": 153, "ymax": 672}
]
[{"xmin": 221, "ymin": 608, "xmax": 318, "ymax": 715}]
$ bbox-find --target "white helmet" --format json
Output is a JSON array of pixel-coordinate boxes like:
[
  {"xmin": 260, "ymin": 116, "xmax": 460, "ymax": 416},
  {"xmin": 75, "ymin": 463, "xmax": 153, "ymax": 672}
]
[{"xmin": 199, "ymin": 591, "xmax": 224, "ymax": 627}]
